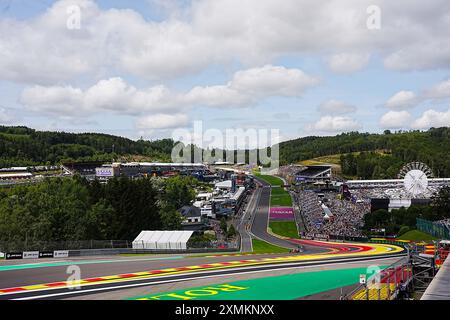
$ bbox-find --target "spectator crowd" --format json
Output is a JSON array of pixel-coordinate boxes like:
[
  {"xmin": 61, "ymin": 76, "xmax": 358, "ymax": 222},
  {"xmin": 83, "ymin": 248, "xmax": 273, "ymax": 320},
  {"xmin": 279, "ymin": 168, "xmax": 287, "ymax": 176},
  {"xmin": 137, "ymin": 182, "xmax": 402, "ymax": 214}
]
[{"xmin": 296, "ymin": 190, "xmax": 370, "ymax": 238}]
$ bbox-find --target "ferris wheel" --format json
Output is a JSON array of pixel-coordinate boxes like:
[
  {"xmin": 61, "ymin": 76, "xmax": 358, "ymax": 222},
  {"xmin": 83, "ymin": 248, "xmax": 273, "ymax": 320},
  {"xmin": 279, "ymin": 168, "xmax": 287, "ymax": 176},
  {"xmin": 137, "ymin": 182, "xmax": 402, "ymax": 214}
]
[{"xmin": 398, "ymin": 162, "xmax": 434, "ymax": 196}]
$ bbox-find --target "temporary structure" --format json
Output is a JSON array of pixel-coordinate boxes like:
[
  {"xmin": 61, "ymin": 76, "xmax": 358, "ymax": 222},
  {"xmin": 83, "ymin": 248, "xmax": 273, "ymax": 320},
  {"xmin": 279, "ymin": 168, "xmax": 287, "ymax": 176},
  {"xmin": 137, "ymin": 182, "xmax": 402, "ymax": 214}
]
[{"xmin": 132, "ymin": 230, "xmax": 194, "ymax": 250}]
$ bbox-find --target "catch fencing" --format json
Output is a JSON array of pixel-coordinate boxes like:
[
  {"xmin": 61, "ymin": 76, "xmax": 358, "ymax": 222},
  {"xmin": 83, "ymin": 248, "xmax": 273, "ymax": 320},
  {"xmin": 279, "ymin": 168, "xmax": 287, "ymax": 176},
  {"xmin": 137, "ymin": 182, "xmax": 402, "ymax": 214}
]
[
  {"xmin": 0, "ymin": 239, "xmax": 239, "ymax": 253},
  {"xmin": 416, "ymin": 218, "xmax": 450, "ymax": 240}
]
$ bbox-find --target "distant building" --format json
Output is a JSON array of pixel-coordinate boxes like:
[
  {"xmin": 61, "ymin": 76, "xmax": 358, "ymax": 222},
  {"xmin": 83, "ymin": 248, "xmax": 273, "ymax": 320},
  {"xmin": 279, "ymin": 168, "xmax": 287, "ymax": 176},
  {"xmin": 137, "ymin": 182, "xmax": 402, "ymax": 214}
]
[
  {"xmin": 95, "ymin": 164, "xmax": 120, "ymax": 181},
  {"xmin": 94, "ymin": 162, "xmax": 208, "ymax": 180},
  {"xmin": 295, "ymin": 165, "xmax": 332, "ymax": 183},
  {"xmin": 0, "ymin": 172, "xmax": 33, "ymax": 181},
  {"xmin": 370, "ymin": 198, "xmax": 432, "ymax": 212},
  {"xmin": 63, "ymin": 161, "xmax": 105, "ymax": 178},
  {"xmin": 215, "ymin": 180, "xmax": 232, "ymax": 191},
  {"xmin": 178, "ymin": 206, "xmax": 206, "ymax": 231}
]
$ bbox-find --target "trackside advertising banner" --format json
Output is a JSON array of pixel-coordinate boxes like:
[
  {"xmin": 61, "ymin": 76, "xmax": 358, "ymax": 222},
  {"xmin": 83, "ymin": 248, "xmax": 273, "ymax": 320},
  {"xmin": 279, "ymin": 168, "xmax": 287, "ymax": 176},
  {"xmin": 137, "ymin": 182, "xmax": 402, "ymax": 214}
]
[
  {"xmin": 5, "ymin": 252, "xmax": 23, "ymax": 260},
  {"xmin": 269, "ymin": 207, "xmax": 294, "ymax": 220},
  {"xmin": 23, "ymin": 251, "xmax": 40, "ymax": 259},
  {"xmin": 53, "ymin": 250, "xmax": 69, "ymax": 258},
  {"xmin": 5, "ymin": 250, "xmax": 69, "ymax": 259},
  {"xmin": 39, "ymin": 251, "xmax": 54, "ymax": 258}
]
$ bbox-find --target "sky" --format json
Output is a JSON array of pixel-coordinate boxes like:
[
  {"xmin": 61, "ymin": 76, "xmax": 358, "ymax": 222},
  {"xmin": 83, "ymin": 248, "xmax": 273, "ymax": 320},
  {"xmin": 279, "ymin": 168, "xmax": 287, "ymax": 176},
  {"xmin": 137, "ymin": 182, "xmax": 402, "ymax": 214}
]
[{"xmin": 0, "ymin": 0, "xmax": 450, "ymax": 148}]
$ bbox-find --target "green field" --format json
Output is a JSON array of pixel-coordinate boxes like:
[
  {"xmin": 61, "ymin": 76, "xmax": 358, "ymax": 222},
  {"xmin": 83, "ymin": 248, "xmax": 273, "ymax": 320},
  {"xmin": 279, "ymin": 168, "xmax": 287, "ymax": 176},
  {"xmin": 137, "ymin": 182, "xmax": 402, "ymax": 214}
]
[
  {"xmin": 255, "ymin": 174, "xmax": 284, "ymax": 186},
  {"xmin": 269, "ymin": 221, "xmax": 299, "ymax": 239},
  {"xmin": 257, "ymin": 175, "xmax": 292, "ymax": 207},
  {"xmin": 397, "ymin": 230, "xmax": 438, "ymax": 241},
  {"xmin": 271, "ymin": 196, "xmax": 292, "ymax": 206},
  {"xmin": 270, "ymin": 189, "xmax": 293, "ymax": 206},
  {"xmin": 251, "ymin": 238, "xmax": 290, "ymax": 254}
]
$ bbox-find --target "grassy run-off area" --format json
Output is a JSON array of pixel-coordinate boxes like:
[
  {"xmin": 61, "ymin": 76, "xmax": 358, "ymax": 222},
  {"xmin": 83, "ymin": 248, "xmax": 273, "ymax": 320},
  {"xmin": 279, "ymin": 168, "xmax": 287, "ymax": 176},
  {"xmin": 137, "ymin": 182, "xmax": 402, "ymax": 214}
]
[
  {"xmin": 269, "ymin": 221, "xmax": 300, "ymax": 239},
  {"xmin": 270, "ymin": 187, "xmax": 293, "ymax": 207},
  {"xmin": 252, "ymin": 238, "xmax": 290, "ymax": 254},
  {"xmin": 255, "ymin": 174, "xmax": 284, "ymax": 186},
  {"xmin": 397, "ymin": 229, "xmax": 438, "ymax": 241},
  {"xmin": 256, "ymin": 174, "xmax": 292, "ymax": 207}
]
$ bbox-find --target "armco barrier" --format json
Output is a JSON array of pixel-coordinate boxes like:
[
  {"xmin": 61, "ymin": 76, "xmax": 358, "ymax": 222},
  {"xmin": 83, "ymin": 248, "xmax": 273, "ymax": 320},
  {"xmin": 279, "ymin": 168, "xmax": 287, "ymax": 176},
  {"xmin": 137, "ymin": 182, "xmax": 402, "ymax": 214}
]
[
  {"xmin": 67, "ymin": 247, "xmax": 239, "ymax": 257},
  {"xmin": 4, "ymin": 247, "xmax": 240, "ymax": 259},
  {"xmin": 0, "ymin": 239, "xmax": 239, "ymax": 252}
]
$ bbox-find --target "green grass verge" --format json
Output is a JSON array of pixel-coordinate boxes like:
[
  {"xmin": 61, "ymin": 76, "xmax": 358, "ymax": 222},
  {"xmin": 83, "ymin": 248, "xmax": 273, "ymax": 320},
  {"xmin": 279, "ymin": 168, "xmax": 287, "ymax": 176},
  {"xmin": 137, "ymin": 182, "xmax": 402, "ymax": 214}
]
[
  {"xmin": 270, "ymin": 186, "xmax": 292, "ymax": 207},
  {"xmin": 255, "ymin": 174, "xmax": 292, "ymax": 206},
  {"xmin": 397, "ymin": 230, "xmax": 439, "ymax": 241},
  {"xmin": 269, "ymin": 221, "xmax": 300, "ymax": 239},
  {"xmin": 255, "ymin": 174, "xmax": 284, "ymax": 186},
  {"xmin": 271, "ymin": 192, "xmax": 292, "ymax": 207},
  {"xmin": 252, "ymin": 238, "xmax": 290, "ymax": 254}
]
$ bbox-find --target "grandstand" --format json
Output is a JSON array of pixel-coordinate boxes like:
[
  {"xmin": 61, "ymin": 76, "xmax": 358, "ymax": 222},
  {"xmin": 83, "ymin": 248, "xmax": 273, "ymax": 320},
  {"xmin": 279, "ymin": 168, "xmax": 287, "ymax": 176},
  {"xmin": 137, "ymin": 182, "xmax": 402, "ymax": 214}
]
[
  {"xmin": 294, "ymin": 161, "xmax": 450, "ymax": 239},
  {"xmin": 346, "ymin": 163, "xmax": 450, "ymax": 211},
  {"xmin": 346, "ymin": 178, "xmax": 450, "ymax": 190},
  {"xmin": 295, "ymin": 165, "xmax": 332, "ymax": 183}
]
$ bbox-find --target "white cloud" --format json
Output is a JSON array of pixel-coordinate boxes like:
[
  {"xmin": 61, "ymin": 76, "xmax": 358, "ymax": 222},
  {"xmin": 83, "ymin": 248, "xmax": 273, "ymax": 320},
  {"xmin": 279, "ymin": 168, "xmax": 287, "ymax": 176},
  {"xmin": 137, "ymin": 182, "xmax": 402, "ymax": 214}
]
[
  {"xmin": 230, "ymin": 65, "xmax": 319, "ymax": 96},
  {"xmin": 20, "ymin": 66, "xmax": 318, "ymax": 116},
  {"xmin": 0, "ymin": 107, "xmax": 16, "ymax": 124},
  {"xmin": 20, "ymin": 77, "xmax": 179, "ymax": 116},
  {"xmin": 186, "ymin": 65, "xmax": 319, "ymax": 107},
  {"xmin": 327, "ymin": 53, "xmax": 370, "ymax": 73},
  {"xmin": 308, "ymin": 116, "xmax": 361, "ymax": 133},
  {"xmin": 424, "ymin": 79, "xmax": 450, "ymax": 100},
  {"xmin": 379, "ymin": 110, "xmax": 412, "ymax": 129},
  {"xmin": 318, "ymin": 100, "xmax": 357, "ymax": 115},
  {"xmin": 412, "ymin": 109, "xmax": 450, "ymax": 129},
  {"xmin": 186, "ymin": 85, "xmax": 250, "ymax": 108},
  {"xmin": 385, "ymin": 91, "xmax": 419, "ymax": 110},
  {"xmin": 136, "ymin": 113, "xmax": 189, "ymax": 130},
  {"xmin": 2, "ymin": 0, "xmax": 450, "ymax": 84}
]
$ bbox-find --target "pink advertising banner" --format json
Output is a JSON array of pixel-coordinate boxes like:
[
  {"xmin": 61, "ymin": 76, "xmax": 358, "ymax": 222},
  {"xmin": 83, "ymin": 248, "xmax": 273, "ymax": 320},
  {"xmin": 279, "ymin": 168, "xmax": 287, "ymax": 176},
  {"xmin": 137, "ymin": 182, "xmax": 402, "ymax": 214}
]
[{"xmin": 269, "ymin": 207, "xmax": 294, "ymax": 220}]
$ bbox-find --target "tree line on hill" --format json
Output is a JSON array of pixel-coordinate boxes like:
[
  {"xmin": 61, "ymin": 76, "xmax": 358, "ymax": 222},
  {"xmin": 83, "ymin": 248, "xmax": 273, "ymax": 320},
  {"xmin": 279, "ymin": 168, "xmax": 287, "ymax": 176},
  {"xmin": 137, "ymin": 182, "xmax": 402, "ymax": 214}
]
[
  {"xmin": 0, "ymin": 126, "xmax": 174, "ymax": 167},
  {"xmin": 279, "ymin": 127, "xmax": 450, "ymax": 179},
  {"xmin": 0, "ymin": 175, "xmax": 198, "ymax": 243}
]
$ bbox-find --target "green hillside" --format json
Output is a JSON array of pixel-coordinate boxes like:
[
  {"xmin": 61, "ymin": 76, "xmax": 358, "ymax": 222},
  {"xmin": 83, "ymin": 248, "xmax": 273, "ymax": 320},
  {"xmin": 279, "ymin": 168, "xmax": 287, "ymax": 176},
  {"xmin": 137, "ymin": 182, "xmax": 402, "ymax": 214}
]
[
  {"xmin": 0, "ymin": 126, "xmax": 174, "ymax": 167},
  {"xmin": 1, "ymin": 126, "xmax": 450, "ymax": 181},
  {"xmin": 279, "ymin": 128, "xmax": 450, "ymax": 179}
]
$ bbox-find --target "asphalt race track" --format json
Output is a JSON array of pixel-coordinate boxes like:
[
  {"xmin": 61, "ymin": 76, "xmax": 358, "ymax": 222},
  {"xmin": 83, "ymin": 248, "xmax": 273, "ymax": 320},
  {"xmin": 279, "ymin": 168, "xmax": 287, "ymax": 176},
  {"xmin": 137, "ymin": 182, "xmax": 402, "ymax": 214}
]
[
  {"xmin": 250, "ymin": 178, "xmax": 307, "ymax": 250},
  {"xmin": 0, "ymin": 251, "xmax": 406, "ymax": 300},
  {"xmin": 0, "ymin": 176, "xmax": 407, "ymax": 300},
  {"xmin": 0, "ymin": 238, "xmax": 405, "ymax": 300}
]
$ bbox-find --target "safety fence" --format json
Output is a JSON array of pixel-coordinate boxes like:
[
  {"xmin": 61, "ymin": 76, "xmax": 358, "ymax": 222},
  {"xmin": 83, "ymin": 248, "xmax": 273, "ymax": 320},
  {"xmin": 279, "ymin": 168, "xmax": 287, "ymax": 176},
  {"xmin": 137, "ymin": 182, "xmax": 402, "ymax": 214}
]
[
  {"xmin": 417, "ymin": 218, "xmax": 450, "ymax": 240},
  {"xmin": 0, "ymin": 239, "xmax": 239, "ymax": 253},
  {"xmin": 0, "ymin": 240, "xmax": 131, "ymax": 252},
  {"xmin": 343, "ymin": 256, "xmax": 413, "ymax": 300}
]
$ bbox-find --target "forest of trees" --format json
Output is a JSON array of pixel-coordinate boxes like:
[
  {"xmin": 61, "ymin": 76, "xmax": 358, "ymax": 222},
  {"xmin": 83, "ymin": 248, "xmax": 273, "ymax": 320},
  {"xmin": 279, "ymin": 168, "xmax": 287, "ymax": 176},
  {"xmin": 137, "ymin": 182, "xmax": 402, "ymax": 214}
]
[
  {"xmin": 0, "ymin": 126, "xmax": 175, "ymax": 167},
  {"xmin": 279, "ymin": 127, "xmax": 450, "ymax": 178},
  {"xmin": 0, "ymin": 175, "xmax": 198, "ymax": 243}
]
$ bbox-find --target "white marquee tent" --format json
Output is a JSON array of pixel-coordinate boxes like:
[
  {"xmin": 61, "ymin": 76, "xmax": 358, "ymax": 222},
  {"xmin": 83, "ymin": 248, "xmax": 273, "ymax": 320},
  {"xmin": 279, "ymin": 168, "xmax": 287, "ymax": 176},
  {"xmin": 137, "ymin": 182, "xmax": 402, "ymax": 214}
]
[{"xmin": 132, "ymin": 230, "xmax": 194, "ymax": 250}]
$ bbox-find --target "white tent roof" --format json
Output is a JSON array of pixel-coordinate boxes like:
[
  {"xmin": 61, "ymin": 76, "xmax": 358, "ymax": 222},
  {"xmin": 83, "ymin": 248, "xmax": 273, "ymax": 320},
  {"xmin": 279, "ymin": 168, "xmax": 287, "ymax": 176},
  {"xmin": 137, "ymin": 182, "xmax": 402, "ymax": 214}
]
[
  {"xmin": 132, "ymin": 230, "xmax": 194, "ymax": 250},
  {"xmin": 215, "ymin": 180, "xmax": 232, "ymax": 188},
  {"xmin": 232, "ymin": 187, "xmax": 246, "ymax": 201}
]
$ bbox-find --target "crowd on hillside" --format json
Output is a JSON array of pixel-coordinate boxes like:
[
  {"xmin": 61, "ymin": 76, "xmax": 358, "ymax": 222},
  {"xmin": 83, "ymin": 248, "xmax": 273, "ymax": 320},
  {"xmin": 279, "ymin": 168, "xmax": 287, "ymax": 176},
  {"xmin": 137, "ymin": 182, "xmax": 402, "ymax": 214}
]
[
  {"xmin": 353, "ymin": 186, "xmax": 441, "ymax": 199},
  {"xmin": 296, "ymin": 190, "xmax": 370, "ymax": 238}
]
